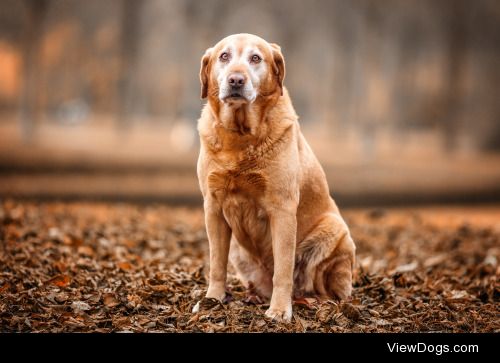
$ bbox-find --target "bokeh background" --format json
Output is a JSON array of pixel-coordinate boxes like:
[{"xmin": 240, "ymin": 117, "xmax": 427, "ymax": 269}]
[{"xmin": 1, "ymin": 0, "xmax": 500, "ymax": 206}]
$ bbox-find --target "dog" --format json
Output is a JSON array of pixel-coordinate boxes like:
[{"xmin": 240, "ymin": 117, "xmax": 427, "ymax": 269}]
[{"xmin": 194, "ymin": 34, "xmax": 355, "ymax": 321}]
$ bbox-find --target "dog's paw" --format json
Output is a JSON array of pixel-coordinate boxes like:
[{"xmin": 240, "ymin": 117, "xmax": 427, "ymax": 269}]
[{"xmin": 264, "ymin": 305, "xmax": 293, "ymax": 322}]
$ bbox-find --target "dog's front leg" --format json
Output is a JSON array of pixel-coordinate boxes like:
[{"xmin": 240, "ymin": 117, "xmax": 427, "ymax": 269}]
[
  {"xmin": 193, "ymin": 200, "xmax": 231, "ymax": 312},
  {"xmin": 265, "ymin": 208, "xmax": 297, "ymax": 322}
]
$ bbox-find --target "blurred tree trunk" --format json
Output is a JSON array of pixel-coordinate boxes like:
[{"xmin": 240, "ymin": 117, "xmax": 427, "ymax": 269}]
[
  {"xmin": 117, "ymin": 0, "xmax": 143, "ymax": 129},
  {"xmin": 19, "ymin": 0, "xmax": 48, "ymax": 143},
  {"xmin": 442, "ymin": 0, "xmax": 467, "ymax": 152}
]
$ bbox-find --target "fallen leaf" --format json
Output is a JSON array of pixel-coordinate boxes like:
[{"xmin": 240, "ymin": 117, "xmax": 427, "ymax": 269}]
[
  {"xmin": 424, "ymin": 254, "xmax": 448, "ymax": 268},
  {"xmin": 393, "ymin": 261, "xmax": 418, "ymax": 274},
  {"xmin": 341, "ymin": 302, "xmax": 361, "ymax": 321},
  {"xmin": 0, "ymin": 282, "xmax": 11, "ymax": 293},
  {"xmin": 71, "ymin": 301, "xmax": 91, "ymax": 312},
  {"xmin": 77, "ymin": 245, "xmax": 94, "ymax": 257},
  {"xmin": 53, "ymin": 261, "xmax": 67, "ymax": 273},
  {"xmin": 293, "ymin": 297, "xmax": 318, "ymax": 309},
  {"xmin": 117, "ymin": 262, "xmax": 132, "ymax": 271},
  {"xmin": 103, "ymin": 293, "xmax": 120, "ymax": 308},
  {"xmin": 46, "ymin": 274, "xmax": 71, "ymax": 287}
]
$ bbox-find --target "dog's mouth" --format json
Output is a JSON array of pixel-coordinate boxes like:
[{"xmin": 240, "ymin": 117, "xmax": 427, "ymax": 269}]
[
  {"xmin": 222, "ymin": 92, "xmax": 248, "ymax": 104},
  {"xmin": 223, "ymin": 93, "xmax": 246, "ymax": 102},
  {"xmin": 219, "ymin": 86, "xmax": 256, "ymax": 104}
]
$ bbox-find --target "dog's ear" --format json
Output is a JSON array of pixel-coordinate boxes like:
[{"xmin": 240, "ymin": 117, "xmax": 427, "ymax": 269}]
[
  {"xmin": 200, "ymin": 47, "xmax": 213, "ymax": 99},
  {"xmin": 270, "ymin": 43, "xmax": 285, "ymax": 96}
]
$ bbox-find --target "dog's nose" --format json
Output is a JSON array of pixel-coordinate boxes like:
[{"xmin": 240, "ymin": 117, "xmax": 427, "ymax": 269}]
[{"xmin": 228, "ymin": 73, "xmax": 246, "ymax": 87}]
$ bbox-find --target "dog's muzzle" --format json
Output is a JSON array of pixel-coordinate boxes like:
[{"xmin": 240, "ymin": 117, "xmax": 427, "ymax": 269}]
[{"xmin": 221, "ymin": 73, "xmax": 249, "ymax": 102}]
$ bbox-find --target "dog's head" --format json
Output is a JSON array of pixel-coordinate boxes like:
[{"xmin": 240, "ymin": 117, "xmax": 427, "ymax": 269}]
[{"xmin": 200, "ymin": 33, "xmax": 285, "ymax": 106}]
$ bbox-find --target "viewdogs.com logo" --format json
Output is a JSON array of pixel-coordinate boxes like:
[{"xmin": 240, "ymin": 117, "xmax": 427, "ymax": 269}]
[{"xmin": 387, "ymin": 343, "xmax": 479, "ymax": 355}]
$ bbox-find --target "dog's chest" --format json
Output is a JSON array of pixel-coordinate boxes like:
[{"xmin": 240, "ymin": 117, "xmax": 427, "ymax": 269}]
[
  {"xmin": 207, "ymin": 169, "xmax": 266, "ymax": 200},
  {"xmin": 207, "ymin": 168, "xmax": 270, "ymax": 254}
]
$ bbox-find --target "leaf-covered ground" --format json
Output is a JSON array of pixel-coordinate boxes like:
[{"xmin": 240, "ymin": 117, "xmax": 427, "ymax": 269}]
[{"xmin": 0, "ymin": 200, "xmax": 498, "ymax": 332}]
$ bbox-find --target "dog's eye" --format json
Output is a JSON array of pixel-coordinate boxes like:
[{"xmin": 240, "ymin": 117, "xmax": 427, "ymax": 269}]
[
  {"xmin": 219, "ymin": 52, "xmax": 229, "ymax": 62},
  {"xmin": 250, "ymin": 54, "xmax": 262, "ymax": 63}
]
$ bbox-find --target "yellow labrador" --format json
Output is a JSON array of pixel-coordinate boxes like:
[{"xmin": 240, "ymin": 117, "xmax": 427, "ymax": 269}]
[{"xmin": 194, "ymin": 34, "xmax": 355, "ymax": 321}]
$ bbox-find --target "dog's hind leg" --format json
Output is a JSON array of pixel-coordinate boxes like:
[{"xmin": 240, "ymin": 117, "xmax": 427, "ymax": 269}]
[{"xmin": 294, "ymin": 213, "xmax": 355, "ymax": 300}]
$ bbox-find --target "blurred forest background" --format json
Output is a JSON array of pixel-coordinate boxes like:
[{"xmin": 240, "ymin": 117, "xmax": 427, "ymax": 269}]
[{"xmin": 0, "ymin": 0, "xmax": 500, "ymax": 205}]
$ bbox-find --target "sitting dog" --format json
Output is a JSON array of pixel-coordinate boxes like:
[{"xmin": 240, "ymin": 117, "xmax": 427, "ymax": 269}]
[{"xmin": 194, "ymin": 33, "xmax": 355, "ymax": 321}]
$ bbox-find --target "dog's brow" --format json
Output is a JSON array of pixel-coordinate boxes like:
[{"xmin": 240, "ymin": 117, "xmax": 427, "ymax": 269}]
[
  {"xmin": 243, "ymin": 46, "xmax": 262, "ymax": 58},
  {"xmin": 233, "ymin": 39, "xmax": 252, "ymax": 57}
]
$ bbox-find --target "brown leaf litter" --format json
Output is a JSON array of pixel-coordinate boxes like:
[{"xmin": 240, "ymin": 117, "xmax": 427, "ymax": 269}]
[{"xmin": 0, "ymin": 200, "xmax": 498, "ymax": 332}]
